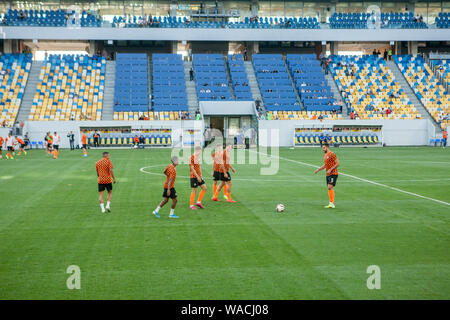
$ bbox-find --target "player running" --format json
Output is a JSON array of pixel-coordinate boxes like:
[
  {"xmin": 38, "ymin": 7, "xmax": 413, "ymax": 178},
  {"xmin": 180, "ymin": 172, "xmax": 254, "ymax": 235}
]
[
  {"xmin": 314, "ymin": 142, "xmax": 340, "ymax": 208},
  {"xmin": 81, "ymin": 132, "xmax": 88, "ymax": 157},
  {"xmin": 95, "ymin": 152, "xmax": 116, "ymax": 213},
  {"xmin": 189, "ymin": 146, "xmax": 207, "ymax": 210},
  {"xmin": 152, "ymin": 156, "xmax": 179, "ymax": 219},
  {"xmin": 212, "ymin": 143, "xmax": 236, "ymax": 203},
  {"xmin": 16, "ymin": 136, "xmax": 27, "ymax": 156},
  {"xmin": 5, "ymin": 133, "xmax": 14, "ymax": 160},
  {"xmin": 52, "ymin": 131, "xmax": 60, "ymax": 159}
]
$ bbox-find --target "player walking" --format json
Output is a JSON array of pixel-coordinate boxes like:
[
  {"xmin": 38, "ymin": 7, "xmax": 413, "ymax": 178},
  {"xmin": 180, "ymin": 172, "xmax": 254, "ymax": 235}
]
[
  {"xmin": 96, "ymin": 152, "xmax": 116, "ymax": 213},
  {"xmin": 153, "ymin": 156, "xmax": 179, "ymax": 219},
  {"xmin": 314, "ymin": 142, "xmax": 340, "ymax": 208},
  {"xmin": 46, "ymin": 132, "xmax": 53, "ymax": 155},
  {"xmin": 52, "ymin": 132, "xmax": 60, "ymax": 159},
  {"xmin": 212, "ymin": 143, "xmax": 236, "ymax": 203},
  {"xmin": 211, "ymin": 144, "xmax": 227, "ymax": 200},
  {"xmin": 189, "ymin": 146, "xmax": 207, "ymax": 210}
]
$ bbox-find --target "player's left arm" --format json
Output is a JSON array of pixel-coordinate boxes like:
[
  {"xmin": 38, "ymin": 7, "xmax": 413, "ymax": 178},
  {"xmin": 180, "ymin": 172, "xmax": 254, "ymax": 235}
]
[
  {"xmin": 229, "ymin": 164, "xmax": 236, "ymax": 173},
  {"xmin": 110, "ymin": 163, "xmax": 116, "ymax": 183}
]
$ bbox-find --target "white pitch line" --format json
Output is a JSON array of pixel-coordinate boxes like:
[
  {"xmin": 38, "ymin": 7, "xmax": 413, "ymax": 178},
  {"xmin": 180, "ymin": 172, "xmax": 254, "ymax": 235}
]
[{"xmin": 253, "ymin": 150, "xmax": 450, "ymax": 207}]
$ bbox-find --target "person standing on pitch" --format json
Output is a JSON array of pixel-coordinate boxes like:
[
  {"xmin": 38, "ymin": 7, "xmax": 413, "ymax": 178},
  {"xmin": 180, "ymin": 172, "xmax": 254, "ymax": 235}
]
[
  {"xmin": 96, "ymin": 152, "xmax": 116, "ymax": 213},
  {"xmin": 67, "ymin": 131, "xmax": 75, "ymax": 150},
  {"xmin": 314, "ymin": 142, "xmax": 340, "ymax": 208},
  {"xmin": 153, "ymin": 156, "xmax": 179, "ymax": 219},
  {"xmin": 212, "ymin": 143, "xmax": 236, "ymax": 203},
  {"xmin": 93, "ymin": 130, "xmax": 100, "ymax": 148},
  {"xmin": 81, "ymin": 132, "xmax": 88, "ymax": 157},
  {"xmin": 189, "ymin": 146, "xmax": 207, "ymax": 210},
  {"xmin": 0, "ymin": 135, "xmax": 3, "ymax": 159},
  {"xmin": 52, "ymin": 131, "xmax": 60, "ymax": 159}
]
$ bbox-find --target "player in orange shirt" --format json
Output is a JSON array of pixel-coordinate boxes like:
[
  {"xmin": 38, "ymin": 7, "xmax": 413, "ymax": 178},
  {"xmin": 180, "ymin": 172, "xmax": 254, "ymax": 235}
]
[
  {"xmin": 96, "ymin": 152, "xmax": 116, "ymax": 213},
  {"xmin": 212, "ymin": 143, "xmax": 236, "ymax": 203},
  {"xmin": 81, "ymin": 133, "xmax": 88, "ymax": 157},
  {"xmin": 189, "ymin": 146, "xmax": 207, "ymax": 210},
  {"xmin": 153, "ymin": 156, "xmax": 179, "ymax": 219},
  {"xmin": 0, "ymin": 136, "xmax": 3, "ymax": 159},
  {"xmin": 314, "ymin": 142, "xmax": 340, "ymax": 208},
  {"xmin": 16, "ymin": 136, "xmax": 27, "ymax": 156},
  {"xmin": 211, "ymin": 144, "xmax": 227, "ymax": 200}
]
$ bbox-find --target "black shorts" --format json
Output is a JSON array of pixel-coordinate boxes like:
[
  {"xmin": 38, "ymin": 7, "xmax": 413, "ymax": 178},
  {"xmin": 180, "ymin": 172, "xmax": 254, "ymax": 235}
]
[
  {"xmin": 190, "ymin": 178, "xmax": 205, "ymax": 188},
  {"xmin": 98, "ymin": 183, "xmax": 113, "ymax": 192},
  {"xmin": 47, "ymin": 143, "xmax": 53, "ymax": 149},
  {"xmin": 53, "ymin": 145, "xmax": 59, "ymax": 150},
  {"xmin": 20, "ymin": 144, "xmax": 26, "ymax": 148},
  {"xmin": 82, "ymin": 144, "xmax": 87, "ymax": 149},
  {"xmin": 213, "ymin": 171, "xmax": 221, "ymax": 181},
  {"xmin": 7, "ymin": 146, "xmax": 13, "ymax": 151},
  {"xmin": 220, "ymin": 171, "xmax": 231, "ymax": 182},
  {"xmin": 163, "ymin": 188, "xmax": 177, "ymax": 199},
  {"xmin": 326, "ymin": 175, "xmax": 338, "ymax": 187}
]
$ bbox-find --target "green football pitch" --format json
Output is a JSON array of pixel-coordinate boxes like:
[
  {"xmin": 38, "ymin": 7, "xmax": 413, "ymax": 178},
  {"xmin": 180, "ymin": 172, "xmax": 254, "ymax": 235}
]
[{"xmin": 0, "ymin": 146, "xmax": 449, "ymax": 299}]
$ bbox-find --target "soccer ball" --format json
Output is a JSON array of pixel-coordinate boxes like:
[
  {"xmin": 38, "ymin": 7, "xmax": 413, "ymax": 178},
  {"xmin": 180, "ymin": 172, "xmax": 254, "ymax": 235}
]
[
  {"xmin": 276, "ymin": 204, "xmax": 285, "ymax": 213},
  {"xmin": 133, "ymin": 145, "xmax": 138, "ymax": 149}
]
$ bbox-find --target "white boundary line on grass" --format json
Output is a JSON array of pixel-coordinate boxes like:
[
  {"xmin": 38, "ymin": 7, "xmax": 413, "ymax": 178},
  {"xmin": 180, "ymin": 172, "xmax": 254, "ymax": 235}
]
[{"xmin": 253, "ymin": 150, "xmax": 450, "ymax": 207}]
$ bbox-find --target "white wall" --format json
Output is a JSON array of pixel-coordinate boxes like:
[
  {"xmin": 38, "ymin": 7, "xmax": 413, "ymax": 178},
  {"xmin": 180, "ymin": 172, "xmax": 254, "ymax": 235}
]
[
  {"xmin": 258, "ymin": 119, "xmax": 433, "ymax": 147},
  {"xmin": 24, "ymin": 120, "xmax": 204, "ymax": 148},
  {"xmin": 3, "ymin": 26, "xmax": 450, "ymax": 42}
]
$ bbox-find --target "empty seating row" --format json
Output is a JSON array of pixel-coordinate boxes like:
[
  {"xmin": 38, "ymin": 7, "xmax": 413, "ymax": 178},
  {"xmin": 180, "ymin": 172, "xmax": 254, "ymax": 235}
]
[
  {"xmin": 295, "ymin": 134, "xmax": 379, "ymax": 145},
  {"xmin": 86, "ymin": 135, "xmax": 172, "ymax": 146},
  {"xmin": 29, "ymin": 54, "xmax": 105, "ymax": 121},
  {"xmin": 114, "ymin": 53, "xmax": 149, "ymax": 113},
  {"xmin": 193, "ymin": 54, "xmax": 231, "ymax": 101},
  {"xmin": 0, "ymin": 53, "xmax": 31, "ymax": 127},
  {"xmin": 253, "ymin": 54, "xmax": 300, "ymax": 111},
  {"xmin": 113, "ymin": 111, "xmax": 186, "ymax": 121},
  {"xmin": 152, "ymin": 53, "xmax": 188, "ymax": 112},
  {"xmin": 287, "ymin": 53, "xmax": 337, "ymax": 113},
  {"xmin": 227, "ymin": 54, "xmax": 252, "ymax": 100},
  {"xmin": 330, "ymin": 12, "xmax": 427, "ymax": 29},
  {"xmin": 435, "ymin": 12, "xmax": 449, "ymax": 28}
]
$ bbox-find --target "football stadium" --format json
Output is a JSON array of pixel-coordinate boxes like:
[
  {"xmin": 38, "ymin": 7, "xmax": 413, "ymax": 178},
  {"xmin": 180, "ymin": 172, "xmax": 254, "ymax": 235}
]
[{"xmin": 0, "ymin": 0, "xmax": 449, "ymax": 306}]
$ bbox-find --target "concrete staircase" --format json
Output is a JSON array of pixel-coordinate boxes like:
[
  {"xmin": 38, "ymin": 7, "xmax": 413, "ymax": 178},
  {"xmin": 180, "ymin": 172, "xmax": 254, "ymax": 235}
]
[
  {"xmin": 102, "ymin": 60, "xmax": 115, "ymax": 120},
  {"xmin": 387, "ymin": 60, "xmax": 441, "ymax": 133},
  {"xmin": 183, "ymin": 61, "xmax": 199, "ymax": 119},
  {"xmin": 244, "ymin": 61, "xmax": 262, "ymax": 101},
  {"xmin": 16, "ymin": 61, "xmax": 42, "ymax": 122},
  {"xmin": 283, "ymin": 57, "xmax": 304, "ymax": 109},
  {"xmin": 224, "ymin": 57, "xmax": 236, "ymax": 99},
  {"xmin": 325, "ymin": 72, "xmax": 349, "ymax": 118}
]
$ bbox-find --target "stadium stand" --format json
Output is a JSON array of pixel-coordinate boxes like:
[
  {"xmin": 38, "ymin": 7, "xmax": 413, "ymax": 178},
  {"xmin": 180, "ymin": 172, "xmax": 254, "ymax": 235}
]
[
  {"xmin": 1, "ymin": 9, "xmax": 101, "ymax": 27},
  {"xmin": 394, "ymin": 55, "xmax": 449, "ymax": 129},
  {"xmin": 28, "ymin": 54, "xmax": 105, "ymax": 121},
  {"xmin": 193, "ymin": 54, "xmax": 231, "ymax": 101},
  {"xmin": 113, "ymin": 53, "xmax": 149, "ymax": 120},
  {"xmin": 0, "ymin": 53, "xmax": 31, "ymax": 127},
  {"xmin": 227, "ymin": 54, "xmax": 253, "ymax": 100},
  {"xmin": 286, "ymin": 54, "xmax": 337, "ymax": 112},
  {"xmin": 252, "ymin": 54, "xmax": 300, "ymax": 112},
  {"xmin": 86, "ymin": 131, "xmax": 172, "ymax": 146},
  {"xmin": 435, "ymin": 12, "xmax": 449, "ymax": 28},
  {"xmin": 329, "ymin": 12, "xmax": 427, "ymax": 29},
  {"xmin": 152, "ymin": 54, "xmax": 189, "ymax": 111},
  {"xmin": 329, "ymin": 55, "xmax": 421, "ymax": 120},
  {"xmin": 111, "ymin": 15, "xmax": 319, "ymax": 29}
]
